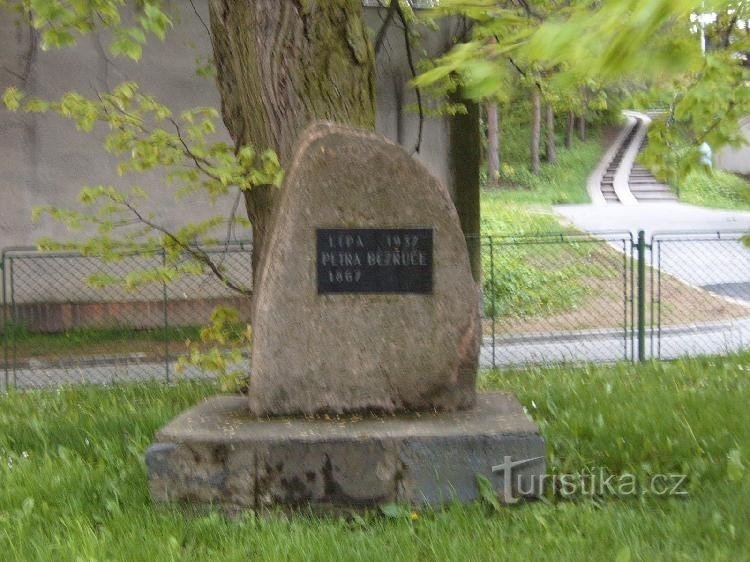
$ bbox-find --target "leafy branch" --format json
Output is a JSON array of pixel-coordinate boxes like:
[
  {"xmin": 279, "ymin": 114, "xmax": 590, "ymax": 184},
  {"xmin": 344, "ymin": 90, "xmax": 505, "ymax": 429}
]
[{"xmin": 3, "ymin": 81, "xmax": 284, "ymax": 295}]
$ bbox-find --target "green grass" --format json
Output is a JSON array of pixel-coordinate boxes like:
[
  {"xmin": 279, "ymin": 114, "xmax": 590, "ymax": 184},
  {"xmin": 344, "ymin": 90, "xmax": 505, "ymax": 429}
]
[
  {"xmin": 483, "ymin": 131, "xmax": 604, "ymax": 208},
  {"xmin": 477, "ymin": 125, "xmax": 617, "ymax": 322},
  {"xmin": 677, "ymin": 169, "xmax": 750, "ymax": 211},
  {"xmin": 1, "ymin": 325, "xmax": 201, "ymax": 360},
  {"xmin": 481, "ymin": 248, "xmax": 590, "ymax": 318},
  {"xmin": 1, "ymin": 355, "xmax": 748, "ymax": 560},
  {"xmin": 480, "ymin": 122, "xmax": 607, "ymax": 235}
]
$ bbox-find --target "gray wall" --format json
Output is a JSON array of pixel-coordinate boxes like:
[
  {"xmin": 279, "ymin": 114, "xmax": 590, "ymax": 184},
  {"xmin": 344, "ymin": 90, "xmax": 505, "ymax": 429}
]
[
  {"xmin": 0, "ymin": 2, "xmax": 239, "ymax": 250},
  {"xmin": 363, "ymin": 6, "xmax": 471, "ymax": 199},
  {"xmin": 716, "ymin": 117, "xmax": 750, "ymax": 175}
]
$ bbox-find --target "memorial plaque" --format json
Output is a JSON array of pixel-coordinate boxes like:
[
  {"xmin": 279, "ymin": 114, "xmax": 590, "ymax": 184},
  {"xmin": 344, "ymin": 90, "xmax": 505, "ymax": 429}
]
[{"xmin": 317, "ymin": 228, "xmax": 433, "ymax": 294}]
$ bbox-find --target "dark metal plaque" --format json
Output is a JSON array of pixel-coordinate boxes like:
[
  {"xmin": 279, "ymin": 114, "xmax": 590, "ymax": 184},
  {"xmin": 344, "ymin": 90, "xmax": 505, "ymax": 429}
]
[{"xmin": 317, "ymin": 228, "xmax": 433, "ymax": 294}]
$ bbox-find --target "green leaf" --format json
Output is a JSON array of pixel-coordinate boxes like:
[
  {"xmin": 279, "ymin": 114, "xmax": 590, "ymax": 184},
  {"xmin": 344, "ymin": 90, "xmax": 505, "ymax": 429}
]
[
  {"xmin": 379, "ymin": 503, "xmax": 412, "ymax": 519},
  {"xmin": 727, "ymin": 448, "xmax": 745, "ymax": 482},
  {"xmin": 141, "ymin": 3, "xmax": 172, "ymax": 40},
  {"xmin": 3, "ymin": 86, "xmax": 23, "ymax": 111},
  {"xmin": 23, "ymin": 98, "xmax": 50, "ymax": 112},
  {"xmin": 476, "ymin": 473, "xmax": 501, "ymax": 512},
  {"xmin": 615, "ymin": 546, "xmax": 631, "ymax": 562},
  {"xmin": 41, "ymin": 28, "xmax": 76, "ymax": 49},
  {"xmin": 110, "ymin": 34, "xmax": 143, "ymax": 61}
]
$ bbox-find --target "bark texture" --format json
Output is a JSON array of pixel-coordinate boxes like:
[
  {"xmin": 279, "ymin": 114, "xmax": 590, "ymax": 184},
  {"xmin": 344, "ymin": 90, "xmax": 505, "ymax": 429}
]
[
  {"xmin": 577, "ymin": 115, "xmax": 586, "ymax": 141},
  {"xmin": 449, "ymin": 91, "xmax": 481, "ymax": 283},
  {"xmin": 530, "ymin": 88, "xmax": 541, "ymax": 175},
  {"xmin": 485, "ymin": 101, "xmax": 500, "ymax": 184},
  {"xmin": 545, "ymin": 105, "xmax": 556, "ymax": 164},
  {"xmin": 208, "ymin": 0, "xmax": 376, "ymax": 279},
  {"xmin": 565, "ymin": 111, "xmax": 574, "ymax": 148}
]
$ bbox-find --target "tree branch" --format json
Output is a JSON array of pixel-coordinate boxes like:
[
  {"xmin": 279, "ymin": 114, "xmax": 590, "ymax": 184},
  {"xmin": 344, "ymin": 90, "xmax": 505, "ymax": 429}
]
[
  {"xmin": 167, "ymin": 117, "xmax": 225, "ymax": 182},
  {"xmin": 374, "ymin": 0, "xmax": 398, "ymax": 55},
  {"xmin": 394, "ymin": 2, "xmax": 424, "ymax": 154},
  {"xmin": 188, "ymin": 0, "xmax": 213, "ymax": 43},
  {"xmin": 120, "ymin": 198, "xmax": 252, "ymax": 296}
]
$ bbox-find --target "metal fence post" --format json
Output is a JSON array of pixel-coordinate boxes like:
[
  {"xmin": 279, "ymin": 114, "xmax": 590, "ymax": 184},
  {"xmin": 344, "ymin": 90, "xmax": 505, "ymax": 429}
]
[
  {"xmin": 161, "ymin": 248, "xmax": 170, "ymax": 383},
  {"xmin": 488, "ymin": 236, "xmax": 496, "ymax": 369},
  {"xmin": 8, "ymin": 256, "xmax": 17, "ymax": 388},
  {"xmin": 637, "ymin": 230, "xmax": 647, "ymax": 362},
  {"xmin": 1, "ymin": 251, "xmax": 7, "ymax": 391}
]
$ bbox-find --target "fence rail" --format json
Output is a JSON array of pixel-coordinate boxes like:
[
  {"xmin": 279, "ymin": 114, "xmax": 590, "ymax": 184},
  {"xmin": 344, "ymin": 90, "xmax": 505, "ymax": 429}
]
[{"xmin": 1, "ymin": 230, "xmax": 748, "ymax": 390}]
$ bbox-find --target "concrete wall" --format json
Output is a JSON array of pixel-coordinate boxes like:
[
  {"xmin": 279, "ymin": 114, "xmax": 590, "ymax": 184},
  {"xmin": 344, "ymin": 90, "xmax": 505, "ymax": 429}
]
[
  {"xmin": 363, "ymin": 6, "xmax": 472, "ymax": 199},
  {"xmin": 0, "ymin": 2, "xmax": 239, "ymax": 251},
  {"xmin": 716, "ymin": 117, "xmax": 750, "ymax": 174}
]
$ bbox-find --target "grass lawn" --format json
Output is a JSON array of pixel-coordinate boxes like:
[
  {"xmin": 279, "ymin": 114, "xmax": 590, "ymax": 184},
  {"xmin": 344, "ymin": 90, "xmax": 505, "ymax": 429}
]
[
  {"xmin": 2, "ymin": 325, "xmax": 201, "ymax": 362},
  {"xmin": 480, "ymin": 131, "xmax": 604, "ymax": 236},
  {"xmin": 483, "ymin": 130, "xmax": 604, "ymax": 207},
  {"xmin": 677, "ymin": 169, "xmax": 750, "ymax": 211},
  {"xmin": 479, "ymin": 112, "xmax": 612, "ymax": 237},
  {"xmin": 0, "ymin": 355, "xmax": 748, "ymax": 560}
]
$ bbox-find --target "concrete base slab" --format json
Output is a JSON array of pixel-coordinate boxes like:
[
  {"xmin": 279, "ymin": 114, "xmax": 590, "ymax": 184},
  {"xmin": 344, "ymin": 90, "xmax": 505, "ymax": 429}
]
[{"xmin": 146, "ymin": 392, "xmax": 545, "ymax": 510}]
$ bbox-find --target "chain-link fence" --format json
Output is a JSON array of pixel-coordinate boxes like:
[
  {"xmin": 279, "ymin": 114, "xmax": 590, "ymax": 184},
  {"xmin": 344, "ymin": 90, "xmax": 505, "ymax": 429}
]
[
  {"xmin": 477, "ymin": 232, "xmax": 635, "ymax": 368},
  {"xmin": 650, "ymin": 231, "xmax": 750, "ymax": 360},
  {"xmin": 1, "ymin": 230, "xmax": 748, "ymax": 390},
  {"xmin": 1, "ymin": 243, "xmax": 252, "ymax": 390}
]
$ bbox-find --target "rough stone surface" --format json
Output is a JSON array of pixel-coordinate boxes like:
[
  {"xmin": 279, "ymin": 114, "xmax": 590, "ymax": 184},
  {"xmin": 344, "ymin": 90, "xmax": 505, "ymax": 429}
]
[
  {"xmin": 146, "ymin": 392, "xmax": 546, "ymax": 509},
  {"xmin": 250, "ymin": 123, "xmax": 480, "ymax": 416}
]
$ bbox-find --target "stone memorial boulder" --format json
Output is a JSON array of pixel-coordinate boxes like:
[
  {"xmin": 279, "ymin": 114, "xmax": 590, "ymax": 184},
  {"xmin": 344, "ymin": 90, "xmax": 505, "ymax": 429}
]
[
  {"xmin": 249, "ymin": 123, "xmax": 480, "ymax": 416},
  {"xmin": 146, "ymin": 123, "xmax": 546, "ymax": 512}
]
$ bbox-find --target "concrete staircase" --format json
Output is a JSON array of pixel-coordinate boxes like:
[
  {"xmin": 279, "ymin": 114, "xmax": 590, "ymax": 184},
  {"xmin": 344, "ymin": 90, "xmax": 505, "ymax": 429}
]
[
  {"xmin": 627, "ymin": 139, "xmax": 678, "ymax": 202},
  {"xmin": 599, "ymin": 115, "xmax": 678, "ymax": 203},
  {"xmin": 600, "ymin": 122, "xmax": 640, "ymax": 203}
]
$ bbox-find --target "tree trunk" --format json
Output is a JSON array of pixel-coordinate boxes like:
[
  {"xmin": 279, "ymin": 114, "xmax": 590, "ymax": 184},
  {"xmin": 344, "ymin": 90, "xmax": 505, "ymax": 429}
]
[
  {"xmin": 577, "ymin": 116, "xmax": 586, "ymax": 141},
  {"xmin": 485, "ymin": 101, "xmax": 500, "ymax": 184},
  {"xmin": 208, "ymin": 1, "xmax": 376, "ymax": 286},
  {"xmin": 565, "ymin": 111, "xmax": 574, "ymax": 148},
  {"xmin": 450, "ymin": 90, "xmax": 482, "ymax": 282},
  {"xmin": 530, "ymin": 88, "xmax": 541, "ymax": 175},
  {"xmin": 545, "ymin": 105, "xmax": 556, "ymax": 164}
]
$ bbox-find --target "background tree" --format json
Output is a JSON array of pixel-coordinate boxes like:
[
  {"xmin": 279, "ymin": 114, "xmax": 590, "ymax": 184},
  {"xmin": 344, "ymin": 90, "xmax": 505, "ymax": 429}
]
[
  {"xmin": 530, "ymin": 85, "xmax": 542, "ymax": 174},
  {"xmin": 485, "ymin": 101, "xmax": 501, "ymax": 183},
  {"xmin": 544, "ymin": 102, "xmax": 556, "ymax": 164},
  {"xmin": 416, "ymin": 0, "xmax": 750, "ymax": 182}
]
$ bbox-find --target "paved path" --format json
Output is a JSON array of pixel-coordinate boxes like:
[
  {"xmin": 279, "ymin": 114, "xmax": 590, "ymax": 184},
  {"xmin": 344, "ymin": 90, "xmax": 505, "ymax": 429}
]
[
  {"xmin": 482, "ymin": 318, "xmax": 750, "ymax": 368},
  {"xmin": 555, "ymin": 202, "xmax": 750, "ymax": 289},
  {"xmin": 6, "ymin": 315, "xmax": 750, "ymax": 390},
  {"xmin": 555, "ymin": 201, "xmax": 750, "ymax": 239}
]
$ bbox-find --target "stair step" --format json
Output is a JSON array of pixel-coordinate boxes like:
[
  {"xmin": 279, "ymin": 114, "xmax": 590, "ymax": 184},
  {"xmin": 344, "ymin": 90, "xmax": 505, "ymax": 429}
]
[
  {"xmin": 634, "ymin": 193, "xmax": 678, "ymax": 200},
  {"xmin": 630, "ymin": 190, "xmax": 673, "ymax": 195},
  {"xmin": 629, "ymin": 184, "xmax": 670, "ymax": 190}
]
